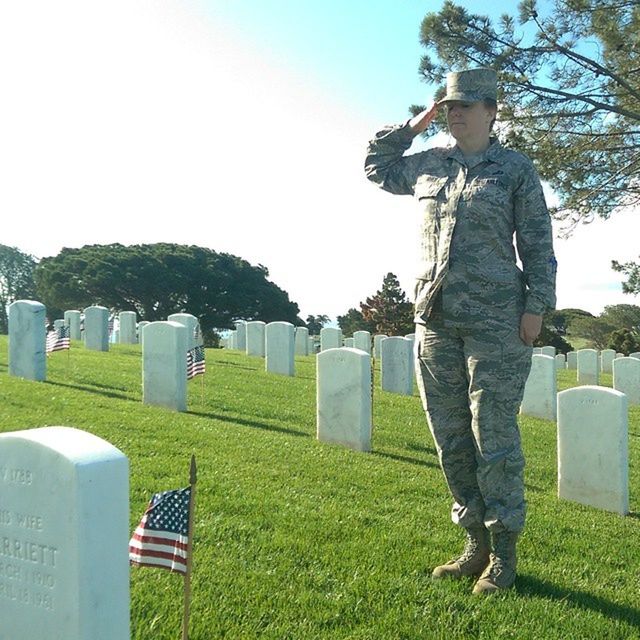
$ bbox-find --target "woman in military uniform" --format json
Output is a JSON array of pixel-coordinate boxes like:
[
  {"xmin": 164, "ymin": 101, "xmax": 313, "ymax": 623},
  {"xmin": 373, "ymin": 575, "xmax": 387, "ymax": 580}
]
[{"xmin": 364, "ymin": 68, "xmax": 556, "ymax": 594}]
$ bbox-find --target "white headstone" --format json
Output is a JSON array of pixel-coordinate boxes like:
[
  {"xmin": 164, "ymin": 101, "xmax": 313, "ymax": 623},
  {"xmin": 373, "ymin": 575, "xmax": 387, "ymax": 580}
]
[
  {"xmin": 228, "ymin": 330, "xmax": 237, "ymax": 350},
  {"xmin": 615, "ymin": 352, "xmax": 624, "ymax": 359},
  {"xmin": 0, "ymin": 426, "xmax": 130, "ymax": 639},
  {"xmin": 520, "ymin": 354, "xmax": 556, "ymax": 420},
  {"xmin": 540, "ymin": 345, "xmax": 556, "ymax": 358},
  {"xmin": 630, "ymin": 352, "xmax": 640, "ymax": 360},
  {"xmin": 532, "ymin": 347, "xmax": 542, "ymax": 355},
  {"xmin": 320, "ymin": 327, "xmax": 342, "ymax": 352},
  {"xmin": 266, "ymin": 322, "xmax": 295, "ymax": 376},
  {"xmin": 136, "ymin": 321, "xmax": 150, "ymax": 345},
  {"xmin": 600, "ymin": 349, "xmax": 616, "ymax": 374},
  {"xmin": 142, "ymin": 321, "xmax": 187, "ymax": 411},
  {"xmin": 53, "ymin": 319, "xmax": 65, "ymax": 332},
  {"xmin": 317, "ymin": 348, "xmax": 371, "ymax": 452},
  {"xmin": 380, "ymin": 336, "xmax": 413, "ymax": 396},
  {"xmin": 555, "ymin": 353, "xmax": 566, "ymax": 369},
  {"xmin": 308, "ymin": 336, "xmax": 316, "ymax": 354},
  {"xmin": 577, "ymin": 348, "xmax": 599, "ymax": 385},
  {"xmin": 234, "ymin": 321, "xmax": 247, "ymax": 351},
  {"xmin": 246, "ymin": 321, "xmax": 266, "ymax": 357},
  {"xmin": 167, "ymin": 313, "xmax": 198, "ymax": 351},
  {"xmin": 344, "ymin": 338, "xmax": 355, "ymax": 348},
  {"xmin": 8, "ymin": 300, "xmax": 46, "ymax": 382},
  {"xmin": 613, "ymin": 357, "xmax": 640, "ymax": 406},
  {"xmin": 557, "ymin": 386, "xmax": 628, "ymax": 515},
  {"xmin": 83, "ymin": 305, "xmax": 109, "ymax": 351},
  {"xmin": 294, "ymin": 326, "xmax": 309, "ymax": 356},
  {"xmin": 566, "ymin": 351, "xmax": 577, "ymax": 370},
  {"xmin": 118, "ymin": 311, "xmax": 137, "ymax": 344},
  {"xmin": 64, "ymin": 310, "xmax": 81, "ymax": 341},
  {"xmin": 353, "ymin": 331, "xmax": 371, "ymax": 354},
  {"xmin": 373, "ymin": 334, "xmax": 388, "ymax": 358}
]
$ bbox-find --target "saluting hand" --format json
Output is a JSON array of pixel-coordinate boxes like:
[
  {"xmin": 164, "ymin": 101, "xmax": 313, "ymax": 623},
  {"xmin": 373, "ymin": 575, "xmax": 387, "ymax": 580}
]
[{"xmin": 409, "ymin": 102, "xmax": 438, "ymax": 135}]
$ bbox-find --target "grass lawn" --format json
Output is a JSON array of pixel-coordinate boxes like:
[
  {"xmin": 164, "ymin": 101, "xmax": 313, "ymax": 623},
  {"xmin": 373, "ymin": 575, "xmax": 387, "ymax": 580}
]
[{"xmin": 0, "ymin": 337, "xmax": 639, "ymax": 639}]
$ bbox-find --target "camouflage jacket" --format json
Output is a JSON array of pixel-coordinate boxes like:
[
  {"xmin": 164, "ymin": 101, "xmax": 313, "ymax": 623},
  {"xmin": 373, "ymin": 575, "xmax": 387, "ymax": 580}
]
[{"xmin": 365, "ymin": 121, "xmax": 557, "ymax": 325}]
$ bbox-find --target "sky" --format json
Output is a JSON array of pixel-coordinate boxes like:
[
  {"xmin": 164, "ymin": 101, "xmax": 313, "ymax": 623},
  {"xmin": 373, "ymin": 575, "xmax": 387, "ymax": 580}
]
[{"xmin": 0, "ymin": 0, "xmax": 638, "ymax": 323}]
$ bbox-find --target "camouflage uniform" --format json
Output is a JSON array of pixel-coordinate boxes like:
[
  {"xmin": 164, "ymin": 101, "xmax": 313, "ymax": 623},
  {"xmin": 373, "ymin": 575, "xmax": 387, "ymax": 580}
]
[{"xmin": 364, "ymin": 123, "xmax": 556, "ymax": 534}]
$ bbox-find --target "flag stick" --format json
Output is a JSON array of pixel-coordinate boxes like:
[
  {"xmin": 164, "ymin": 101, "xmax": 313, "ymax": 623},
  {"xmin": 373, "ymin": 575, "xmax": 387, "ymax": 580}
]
[
  {"xmin": 370, "ymin": 355, "xmax": 375, "ymax": 432},
  {"xmin": 181, "ymin": 455, "xmax": 197, "ymax": 640},
  {"xmin": 200, "ymin": 373, "xmax": 204, "ymax": 407}
]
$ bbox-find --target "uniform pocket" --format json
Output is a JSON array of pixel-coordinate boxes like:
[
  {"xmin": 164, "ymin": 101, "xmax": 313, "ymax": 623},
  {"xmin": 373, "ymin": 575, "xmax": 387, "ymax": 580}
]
[{"xmin": 415, "ymin": 176, "xmax": 448, "ymax": 200}]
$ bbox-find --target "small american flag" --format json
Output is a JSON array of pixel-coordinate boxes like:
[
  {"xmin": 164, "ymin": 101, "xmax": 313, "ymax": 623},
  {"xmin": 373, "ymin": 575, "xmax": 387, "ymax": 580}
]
[
  {"xmin": 187, "ymin": 345, "xmax": 206, "ymax": 379},
  {"xmin": 46, "ymin": 326, "xmax": 70, "ymax": 354},
  {"xmin": 129, "ymin": 487, "xmax": 191, "ymax": 574}
]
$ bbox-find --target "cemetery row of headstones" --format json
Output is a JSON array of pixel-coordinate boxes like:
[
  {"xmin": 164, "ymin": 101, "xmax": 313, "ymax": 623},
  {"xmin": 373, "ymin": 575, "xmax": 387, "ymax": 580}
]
[
  {"xmin": 10, "ymin": 302, "xmax": 639, "ymax": 415},
  {"xmin": 521, "ymin": 351, "xmax": 640, "ymax": 421},
  {"xmin": 224, "ymin": 323, "xmax": 419, "ymax": 396}
]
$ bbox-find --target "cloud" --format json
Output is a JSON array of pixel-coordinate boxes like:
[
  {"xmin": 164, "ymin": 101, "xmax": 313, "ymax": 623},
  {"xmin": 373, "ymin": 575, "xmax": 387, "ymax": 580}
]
[{"xmin": 552, "ymin": 206, "xmax": 640, "ymax": 314}]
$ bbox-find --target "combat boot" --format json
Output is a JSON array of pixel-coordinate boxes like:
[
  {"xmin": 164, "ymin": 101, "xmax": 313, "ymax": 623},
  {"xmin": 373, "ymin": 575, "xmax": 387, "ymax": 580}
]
[
  {"xmin": 472, "ymin": 530, "xmax": 518, "ymax": 595},
  {"xmin": 432, "ymin": 525, "xmax": 490, "ymax": 579}
]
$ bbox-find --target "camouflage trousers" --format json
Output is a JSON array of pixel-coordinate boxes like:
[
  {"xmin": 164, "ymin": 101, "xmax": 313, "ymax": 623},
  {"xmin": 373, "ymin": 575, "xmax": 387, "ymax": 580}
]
[{"xmin": 415, "ymin": 308, "xmax": 532, "ymax": 533}]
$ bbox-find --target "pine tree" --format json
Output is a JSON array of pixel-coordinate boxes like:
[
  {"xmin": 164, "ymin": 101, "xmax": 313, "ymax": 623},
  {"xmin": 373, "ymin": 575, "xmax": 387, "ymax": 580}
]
[
  {"xmin": 413, "ymin": 0, "xmax": 640, "ymax": 230},
  {"xmin": 360, "ymin": 273, "xmax": 414, "ymax": 336}
]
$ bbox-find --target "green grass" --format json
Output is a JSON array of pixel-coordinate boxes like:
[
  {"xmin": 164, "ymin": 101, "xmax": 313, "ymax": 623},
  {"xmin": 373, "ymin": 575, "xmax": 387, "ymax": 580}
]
[{"xmin": 1, "ymin": 337, "xmax": 639, "ymax": 639}]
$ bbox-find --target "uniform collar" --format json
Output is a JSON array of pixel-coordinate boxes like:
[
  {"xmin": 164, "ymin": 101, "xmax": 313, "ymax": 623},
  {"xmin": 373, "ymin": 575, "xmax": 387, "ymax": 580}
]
[{"xmin": 447, "ymin": 137, "xmax": 505, "ymax": 167}]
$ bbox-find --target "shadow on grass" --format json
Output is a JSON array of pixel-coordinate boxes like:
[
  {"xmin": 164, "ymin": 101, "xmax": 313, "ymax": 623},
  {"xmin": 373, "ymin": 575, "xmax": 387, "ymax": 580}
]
[
  {"xmin": 43, "ymin": 380, "xmax": 135, "ymax": 402},
  {"xmin": 213, "ymin": 361, "xmax": 260, "ymax": 372},
  {"xmin": 372, "ymin": 449, "xmax": 440, "ymax": 470},
  {"xmin": 187, "ymin": 410, "xmax": 310, "ymax": 438},
  {"xmin": 517, "ymin": 574, "xmax": 640, "ymax": 627},
  {"xmin": 77, "ymin": 380, "xmax": 129, "ymax": 392},
  {"xmin": 406, "ymin": 441, "xmax": 437, "ymax": 455}
]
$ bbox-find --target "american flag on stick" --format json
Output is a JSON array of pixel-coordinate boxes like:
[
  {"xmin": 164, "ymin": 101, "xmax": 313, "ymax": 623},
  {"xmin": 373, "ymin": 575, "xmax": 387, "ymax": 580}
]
[
  {"xmin": 129, "ymin": 457, "xmax": 198, "ymax": 640},
  {"xmin": 129, "ymin": 486, "xmax": 191, "ymax": 574},
  {"xmin": 187, "ymin": 345, "xmax": 206, "ymax": 379},
  {"xmin": 46, "ymin": 326, "xmax": 70, "ymax": 354}
]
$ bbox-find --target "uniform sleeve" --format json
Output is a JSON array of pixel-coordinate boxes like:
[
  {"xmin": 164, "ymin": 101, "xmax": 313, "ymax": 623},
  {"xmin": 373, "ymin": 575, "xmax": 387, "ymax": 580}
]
[
  {"xmin": 364, "ymin": 120, "xmax": 426, "ymax": 196},
  {"xmin": 514, "ymin": 159, "xmax": 557, "ymax": 315}
]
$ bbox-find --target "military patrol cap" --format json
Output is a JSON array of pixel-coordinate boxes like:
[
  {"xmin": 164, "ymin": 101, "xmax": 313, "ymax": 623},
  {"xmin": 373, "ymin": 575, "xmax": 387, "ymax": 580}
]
[{"xmin": 438, "ymin": 67, "xmax": 497, "ymax": 104}]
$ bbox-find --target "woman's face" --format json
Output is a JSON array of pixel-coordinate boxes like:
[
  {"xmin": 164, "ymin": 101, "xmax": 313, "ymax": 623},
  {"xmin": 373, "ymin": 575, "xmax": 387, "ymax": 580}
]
[{"xmin": 445, "ymin": 101, "xmax": 495, "ymax": 142}]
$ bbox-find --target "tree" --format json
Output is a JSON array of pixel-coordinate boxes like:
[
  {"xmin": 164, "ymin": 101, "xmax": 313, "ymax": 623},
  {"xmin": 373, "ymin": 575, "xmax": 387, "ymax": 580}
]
[
  {"xmin": 305, "ymin": 314, "xmax": 330, "ymax": 335},
  {"xmin": 0, "ymin": 244, "xmax": 37, "ymax": 334},
  {"xmin": 34, "ymin": 243, "xmax": 303, "ymax": 332},
  {"xmin": 599, "ymin": 303, "xmax": 640, "ymax": 333},
  {"xmin": 546, "ymin": 308, "xmax": 593, "ymax": 335},
  {"xmin": 607, "ymin": 328, "xmax": 640, "ymax": 355},
  {"xmin": 569, "ymin": 315, "xmax": 617, "ymax": 350},
  {"xmin": 336, "ymin": 308, "xmax": 376, "ymax": 336},
  {"xmin": 611, "ymin": 257, "xmax": 640, "ymax": 296},
  {"xmin": 414, "ymin": 1, "xmax": 640, "ymax": 230},
  {"xmin": 360, "ymin": 273, "xmax": 414, "ymax": 336}
]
